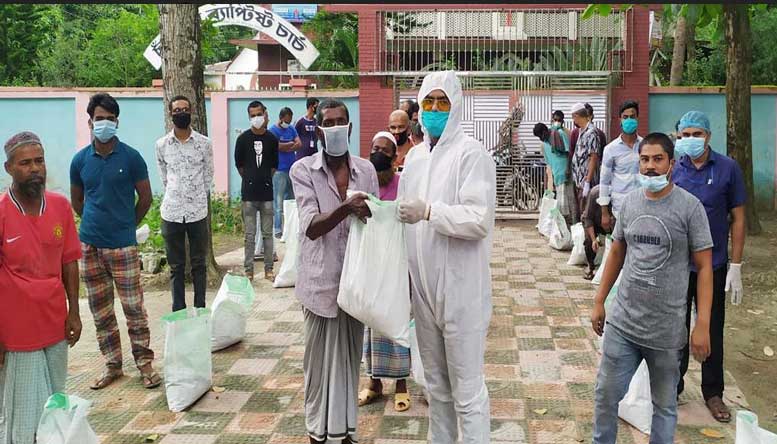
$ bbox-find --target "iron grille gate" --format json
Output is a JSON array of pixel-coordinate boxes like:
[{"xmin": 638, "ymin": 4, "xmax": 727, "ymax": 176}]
[{"xmin": 396, "ymin": 71, "xmax": 611, "ymax": 214}]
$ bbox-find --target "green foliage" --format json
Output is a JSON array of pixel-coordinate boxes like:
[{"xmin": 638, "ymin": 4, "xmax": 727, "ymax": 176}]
[
  {"xmin": 0, "ymin": 4, "xmax": 63, "ymax": 85},
  {"xmin": 1, "ymin": 4, "xmax": 255, "ymax": 87},
  {"xmin": 201, "ymin": 22, "xmax": 257, "ymax": 67},
  {"xmin": 536, "ymin": 38, "xmax": 621, "ymax": 71},
  {"xmin": 302, "ymin": 11, "xmax": 359, "ymax": 88},
  {"xmin": 136, "ymin": 194, "xmax": 243, "ymax": 254}
]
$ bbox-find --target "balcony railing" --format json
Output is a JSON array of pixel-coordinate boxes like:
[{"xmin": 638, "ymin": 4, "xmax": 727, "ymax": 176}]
[{"xmin": 373, "ymin": 8, "xmax": 632, "ymax": 75}]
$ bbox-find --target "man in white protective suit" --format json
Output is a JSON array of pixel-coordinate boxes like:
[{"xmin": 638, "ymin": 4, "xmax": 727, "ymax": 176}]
[{"xmin": 396, "ymin": 70, "xmax": 497, "ymax": 443}]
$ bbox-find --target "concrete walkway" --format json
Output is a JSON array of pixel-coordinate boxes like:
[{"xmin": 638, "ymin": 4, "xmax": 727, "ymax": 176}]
[{"xmin": 65, "ymin": 221, "xmax": 747, "ymax": 443}]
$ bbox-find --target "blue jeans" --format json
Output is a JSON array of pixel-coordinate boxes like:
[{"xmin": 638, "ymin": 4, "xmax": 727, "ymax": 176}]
[
  {"xmin": 273, "ymin": 171, "xmax": 294, "ymax": 236},
  {"xmin": 593, "ymin": 325, "xmax": 681, "ymax": 444}
]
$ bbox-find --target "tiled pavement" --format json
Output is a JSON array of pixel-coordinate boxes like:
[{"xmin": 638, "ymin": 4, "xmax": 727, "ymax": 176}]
[{"xmin": 66, "ymin": 221, "xmax": 748, "ymax": 443}]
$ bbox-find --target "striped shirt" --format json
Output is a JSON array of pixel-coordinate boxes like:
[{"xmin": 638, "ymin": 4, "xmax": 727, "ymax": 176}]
[
  {"xmin": 290, "ymin": 152, "xmax": 379, "ymax": 318},
  {"xmin": 597, "ymin": 134, "xmax": 642, "ymax": 214}
]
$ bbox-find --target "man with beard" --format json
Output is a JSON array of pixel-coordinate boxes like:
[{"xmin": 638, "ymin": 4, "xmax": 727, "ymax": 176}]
[
  {"xmin": 155, "ymin": 95, "xmax": 214, "ymax": 311},
  {"xmin": 1, "ymin": 131, "xmax": 82, "ymax": 443},
  {"xmin": 388, "ymin": 110, "xmax": 416, "ymax": 171}
]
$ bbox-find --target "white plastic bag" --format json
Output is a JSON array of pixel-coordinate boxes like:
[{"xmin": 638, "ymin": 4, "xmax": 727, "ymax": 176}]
[
  {"xmin": 211, "ymin": 274, "xmax": 255, "ymax": 351},
  {"xmin": 618, "ymin": 360, "xmax": 652, "ymax": 435},
  {"xmin": 337, "ymin": 196, "xmax": 411, "ymax": 348},
  {"xmin": 548, "ymin": 208, "xmax": 572, "ymax": 251},
  {"xmin": 736, "ymin": 411, "xmax": 777, "ymax": 444},
  {"xmin": 36, "ymin": 393, "xmax": 99, "ymax": 444},
  {"xmin": 537, "ymin": 191, "xmax": 557, "ymax": 238},
  {"xmin": 136, "ymin": 224, "xmax": 150, "ymax": 244},
  {"xmin": 592, "ymin": 236, "xmax": 614, "ymax": 285},
  {"xmin": 274, "ymin": 200, "xmax": 299, "ymax": 288},
  {"xmin": 163, "ymin": 307, "xmax": 212, "ymax": 412},
  {"xmin": 408, "ymin": 319, "xmax": 430, "ymax": 403},
  {"xmin": 566, "ymin": 223, "xmax": 587, "ymax": 265}
]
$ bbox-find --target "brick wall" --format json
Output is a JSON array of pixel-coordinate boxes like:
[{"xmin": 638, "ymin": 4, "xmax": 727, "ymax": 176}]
[{"xmin": 610, "ymin": 6, "xmax": 652, "ymax": 140}]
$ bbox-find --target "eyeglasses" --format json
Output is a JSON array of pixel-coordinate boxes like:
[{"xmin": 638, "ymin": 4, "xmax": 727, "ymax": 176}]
[{"xmin": 421, "ymin": 97, "xmax": 451, "ymax": 112}]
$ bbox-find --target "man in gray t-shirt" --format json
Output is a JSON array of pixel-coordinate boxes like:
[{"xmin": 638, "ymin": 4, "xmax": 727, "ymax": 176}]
[{"xmin": 590, "ymin": 133, "xmax": 714, "ymax": 444}]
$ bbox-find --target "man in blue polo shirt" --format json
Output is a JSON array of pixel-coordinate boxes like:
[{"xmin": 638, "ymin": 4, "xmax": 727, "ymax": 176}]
[
  {"xmin": 673, "ymin": 110, "xmax": 747, "ymax": 423},
  {"xmin": 70, "ymin": 93, "xmax": 160, "ymax": 391},
  {"xmin": 269, "ymin": 107, "xmax": 301, "ymax": 238}
]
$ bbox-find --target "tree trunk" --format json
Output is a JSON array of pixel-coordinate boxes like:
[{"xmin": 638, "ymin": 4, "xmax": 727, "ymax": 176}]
[
  {"xmin": 670, "ymin": 13, "xmax": 687, "ymax": 86},
  {"xmin": 724, "ymin": 4, "xmax": 761, "ymax": 235},
  {"xmin": 685, "ymin": 19, "xmax": 696, "ymax": 65},
  {"xmin": 158, "ymin": 4, "xmax": 224, "ymax": 284}
]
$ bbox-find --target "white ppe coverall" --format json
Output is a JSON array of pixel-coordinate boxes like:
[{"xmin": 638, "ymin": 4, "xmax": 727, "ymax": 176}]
[{"xmin": 398, "ymin": 70, "xmax": 497, "ymax": 443}]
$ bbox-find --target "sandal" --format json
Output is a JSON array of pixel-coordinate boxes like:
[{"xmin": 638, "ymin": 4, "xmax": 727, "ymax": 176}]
[
  {"xmin": 394, "ymin": 392, "xmax": 411, "ymax": 412},
  {"xmin": 141, "ymin": 371, "xmax": 162, "ymax": 389},
  {"xmin": 358, "ymin": 388, "xmax": 382, "ymax": 406},
  {"xmin": 90, "ymin": 370, "xmax": 124, "ymax": 390},
  {"xmin": 705, "ymin": 396, "xmax": 732, "ymax": 423}
]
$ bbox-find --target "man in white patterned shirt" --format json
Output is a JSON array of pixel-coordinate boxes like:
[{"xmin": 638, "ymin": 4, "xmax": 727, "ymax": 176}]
[{"xmin": 155, "ymin": 95, "xmax": 214, "ymax": 312}]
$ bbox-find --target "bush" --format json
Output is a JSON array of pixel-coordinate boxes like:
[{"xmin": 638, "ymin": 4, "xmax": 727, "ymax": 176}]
[{"xmin": 72, "ymin": 194, "xmax": 245, "ymax": 255}]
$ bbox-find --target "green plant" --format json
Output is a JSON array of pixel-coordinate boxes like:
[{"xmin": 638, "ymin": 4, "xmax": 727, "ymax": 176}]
[{"xmin": 302, "ymin": 11, "xmax": 359, "ymax": 88}]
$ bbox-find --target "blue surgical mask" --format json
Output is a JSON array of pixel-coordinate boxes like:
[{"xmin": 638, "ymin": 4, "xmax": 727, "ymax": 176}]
[
  {"xmin": 92, "ymin": 119, "xmax": 117, "ymax": 143},
  {"xmin": 422, "ymin": 111, "xmax": 450, "ymax": 138},
  {"xmin": 638, "ymin": 173, "xmax": 670, "ymax": 193},
  {"xmin": 621, "ymin": 118, "xmax": 638, "ymax": 135},
  {"xmin": 675, "ymin": 136, "xmax": 706, "ymax": 159}
]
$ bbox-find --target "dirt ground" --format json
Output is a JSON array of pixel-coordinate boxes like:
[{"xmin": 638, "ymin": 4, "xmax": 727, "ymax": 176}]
[{"xmin": 725, "ymin": 211, "xmax": 777, "ymax": 432}]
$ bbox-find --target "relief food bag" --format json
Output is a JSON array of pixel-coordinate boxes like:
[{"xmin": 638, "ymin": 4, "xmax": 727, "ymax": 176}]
[
  {"xmin": 548, "ymin": 207, "xmax": 572, "ymax": 251},
  {"xmin": 36, "ymin": 393, "xmax": 99, "ymax": 444},
  {"xmin": 537, "ymin": 191, "xmax": 557, "ymax": 238},
  {"xmin": 274, "ymin": 199, "xmax": 299, "ymax": 288},
  {"xmin": 337, "ymin": 196, "xmax": 411, "ymax": 348},
  {"xmin": 566, "ymin": 223, "xmax": 587, "ymax": 265},
  {"xmin": 211, "ymin": 273, "xmax": 255, "ymax": 351},
  {"xmin": 163, "ymin": 307, "xmax": 212, "ymax": 412}
]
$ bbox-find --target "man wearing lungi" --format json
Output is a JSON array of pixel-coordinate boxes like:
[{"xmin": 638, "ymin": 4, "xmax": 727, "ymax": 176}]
[
  {"xmin": 290, "ymin": 99, "xmax": 379, "ymax": 443},
  {"xmin": 0, "ymin": 131, "xmax": 83, "ymax": 444}
]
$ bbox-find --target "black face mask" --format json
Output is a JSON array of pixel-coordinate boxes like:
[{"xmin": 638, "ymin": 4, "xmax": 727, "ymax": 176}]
[
  {"xmin": 370, "ymin": 151, "xmax": 394, "ymax": 172},
  {"xmin": 394, "ymin": 131, "xmax": 409, "ymax": 146},
  {"xmin": 172, "ymin": 112, "xmax": 191, "ymax": 129}
]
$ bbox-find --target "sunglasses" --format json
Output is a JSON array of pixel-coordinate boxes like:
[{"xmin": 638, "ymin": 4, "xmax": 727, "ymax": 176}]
[{"xmin": 421, "ymin": 97, "xmax": 451, "ymax": 112}]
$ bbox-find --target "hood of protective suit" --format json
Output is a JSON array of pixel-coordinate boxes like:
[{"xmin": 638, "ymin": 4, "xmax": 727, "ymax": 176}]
[{"xmin": 417, "ymin": 70, "xmax": 464, "ymax": 149}]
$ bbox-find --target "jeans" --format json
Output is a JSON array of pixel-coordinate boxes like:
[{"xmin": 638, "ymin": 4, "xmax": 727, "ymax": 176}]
[
  {"xmin": 678, "ymin": 267, "xmax": 727, "ymax": 400},
  {"xmin": 161, "ymin": 218, "xmax": 208, "ymax": 312},
  {"xmin": 242, "ymin": 200, "xmax": 274, "ymax": 274},
  {"xmin": 273, "ymin": 171, "xmax": 294, "ymax": 236},
  {"xmin": 593, "ymin": 326, "xmax": 682, "ymax": 444}
]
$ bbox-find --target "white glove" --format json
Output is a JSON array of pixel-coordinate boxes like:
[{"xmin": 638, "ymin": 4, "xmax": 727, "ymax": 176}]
[
  {"xmin": 397, "ymin": 199, "xmax": 429, "ymax": 224},
  {"xmin": 582, "ymin": 181, "xmax": 591, "ymax": 198},
  {"xmin": 725, "ymin": 263, "xmax": 744, "ymax": 305}
]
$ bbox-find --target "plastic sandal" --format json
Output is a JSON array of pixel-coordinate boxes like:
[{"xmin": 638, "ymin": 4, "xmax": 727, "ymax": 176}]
[{"xmin": 394, "ymin": 392, "xmax": 411, "ymax": 412}]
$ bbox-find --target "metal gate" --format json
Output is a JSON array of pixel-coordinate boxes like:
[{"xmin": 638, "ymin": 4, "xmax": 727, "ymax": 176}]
[{"xmin": 396, "ymin": 71, "xmax": 611, "ymax": 214}]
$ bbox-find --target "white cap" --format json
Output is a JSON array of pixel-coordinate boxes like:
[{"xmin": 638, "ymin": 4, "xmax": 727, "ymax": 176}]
[
  {"xmin": 372, "ymin": 131, "xmax": 397, "ymax": 146},
  {"xmin": 570, "ymin": 102, "xmax": 586, "ymax": 115}
]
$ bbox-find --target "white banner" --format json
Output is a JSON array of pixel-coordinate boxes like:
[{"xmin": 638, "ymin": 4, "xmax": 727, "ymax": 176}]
[{"xmin": 144, "ymin": 4, "xmax": 320, "ymax": 70}]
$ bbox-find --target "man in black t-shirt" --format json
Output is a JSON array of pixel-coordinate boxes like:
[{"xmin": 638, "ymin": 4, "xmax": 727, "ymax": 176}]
[{"xmin": 234, "ymin": 100, "xmax": 279, "ymax": 281}]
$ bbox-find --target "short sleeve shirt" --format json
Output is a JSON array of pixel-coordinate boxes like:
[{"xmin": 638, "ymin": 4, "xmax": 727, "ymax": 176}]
[
  {"xmin": 269, "ymin": 124, "xmax": 300, "ymax": 172},
  {"xmin": 608, "ymin": 186, "xmax": 713, "ymax": 350},
  {"xmin": 673, "ymin": 150, "xmax": 747, "ymax": 270},
  {"xmin": 294, "ymin": 116, "xmax": 318, "ymax": 160},
  {"xmin": 234, "ymin": 129, "xmax": 279, "ymax": 202},
  {"xmin": 70, "ymin": 140, "xmax": 148, "ymax": 248},
  {"xmin": 0, "ymin": 191, "xmax": 81, "ymax": 351}
]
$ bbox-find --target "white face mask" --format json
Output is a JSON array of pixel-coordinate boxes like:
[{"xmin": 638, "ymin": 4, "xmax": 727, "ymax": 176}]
[
  {"xmin": 250, "ymin": 114, "xmax": 266, "ymax": 129},
  {"xmin": 319, "ymin": 124, "xmax": 351, "ymax": 157},
  {"xmin": 280, "ymin": 121, "xmax": 290, "ymax": 129}
]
